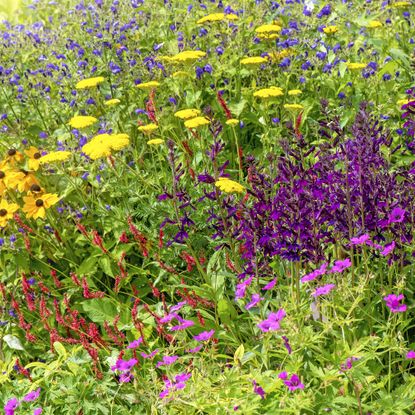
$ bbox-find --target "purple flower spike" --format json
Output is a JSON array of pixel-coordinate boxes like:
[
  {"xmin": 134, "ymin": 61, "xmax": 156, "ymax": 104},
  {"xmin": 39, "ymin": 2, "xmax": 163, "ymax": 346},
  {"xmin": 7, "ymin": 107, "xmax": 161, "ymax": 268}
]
[
  {"xmin": 383, "ymin": 294, "xmax": 407, "ymax": 313},
  {"xmin": 252, "ymin": 380, "xmax": 265, "ymax": 399}
]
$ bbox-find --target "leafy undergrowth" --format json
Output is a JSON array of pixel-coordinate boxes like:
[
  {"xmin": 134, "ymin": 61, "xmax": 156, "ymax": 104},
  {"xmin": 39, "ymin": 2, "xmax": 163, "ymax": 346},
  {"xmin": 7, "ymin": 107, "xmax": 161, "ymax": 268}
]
[{"xmin": 1, "ymin": 0, "xmax": 415, "ymax": 414}]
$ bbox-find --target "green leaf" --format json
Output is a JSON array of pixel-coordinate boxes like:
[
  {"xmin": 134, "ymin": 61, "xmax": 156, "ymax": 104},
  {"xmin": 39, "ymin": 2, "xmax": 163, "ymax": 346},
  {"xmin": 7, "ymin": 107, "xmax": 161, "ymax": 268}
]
[
  {"xmin": 77, "ymin": 256, "xmax": 98, "ymax": 275},
  {"xmin": 234, "ymin": 344, "xmax": 245, "ymax": 365},
  {"xmin": 54, "ymin": 341, "xmax": 67, "ymax": 359},
  {"xmin": 3, "ymin": 334, "xmax": 25, "ymax": 350},
  {"xmin": 81, "ymin": 298, "xmax": 117, "ymax": 323}
]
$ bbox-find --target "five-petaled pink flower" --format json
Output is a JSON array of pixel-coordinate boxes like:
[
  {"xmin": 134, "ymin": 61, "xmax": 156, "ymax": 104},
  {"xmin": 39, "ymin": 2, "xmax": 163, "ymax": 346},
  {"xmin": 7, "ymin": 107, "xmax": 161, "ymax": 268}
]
[{"xmin": 383, "ymin": 294, "xmax": 407, "ymax": 313}]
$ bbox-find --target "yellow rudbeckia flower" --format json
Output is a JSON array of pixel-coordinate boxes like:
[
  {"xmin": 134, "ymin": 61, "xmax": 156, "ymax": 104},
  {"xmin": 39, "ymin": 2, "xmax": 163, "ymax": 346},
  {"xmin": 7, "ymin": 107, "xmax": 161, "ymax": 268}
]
[
  {"xmin": 0, "ymin": 199, "xmax": 19, "ymax": 227},
  {"xmin": 23, "ymin": 193, "xmax": 60, "ymax": 219}
]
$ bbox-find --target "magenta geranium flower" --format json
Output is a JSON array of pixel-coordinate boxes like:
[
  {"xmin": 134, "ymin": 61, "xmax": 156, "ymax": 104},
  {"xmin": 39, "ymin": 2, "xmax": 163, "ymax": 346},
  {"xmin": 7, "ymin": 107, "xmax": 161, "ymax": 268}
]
[
  {"xmin": 245, "ymin": 293, "xmax": 263, "ymax": 310},
  {"xmin": 156, "ymin": 355, "xmax": 178, "ymax": 368},
  {"xmin": 383, "ymin": 294, "xmax": 407, "ymax": 313},
  {"xmin": 330, "ymin": 258, "xmax": 351, "ymax": 273},
  {"xmin": 170, "ymin": 319, "xmax": 194, "ymax": 331},
  {"xmin": 193, "ymin": 329, "xmax": 215, "ymax": 342},
  {"xmin": 111, "ymin": 358, "xmax": 137, "ymax": 372},
  {"xmin": 262, "ymin": 278, "xmax": 277, "ymax": 291},
  {"xmin": 257, "ymin": 308, "xmax": 286, "ymax": 332},
  {"xmin": 278, "ymin": 372, "xmax": 304, "ymax": 391},
  {"xmin": 301, "ymin": 262, "xmax": 328, "ymax": 283},
  {"xmin": 388, "ymin": 207, "xmax": 406, "ymax": 224},
  {"xmin": 22, "ymin": 388, "xmax": 41, "ymax": 402},
  {"xmin": 350, "ymin": 234, "xmax": 370, "ymax": 245},
  {"xmin": 380, "ymin": 241, "xmax": 395, "ymax": 256},
  {"xmin": 4, "ymin": 398, "xmax": 19, "ymax": 415},
  {"xmin": 312, "ymin": 283, "xmax": 336, "ymax": 297},
  {"xmin": 406, "ymin": 350, "xmax": 415, "ymax": 359},
  {"xmin": 127, "ymin": 337, "xmax": 143, "ymax": 349}
]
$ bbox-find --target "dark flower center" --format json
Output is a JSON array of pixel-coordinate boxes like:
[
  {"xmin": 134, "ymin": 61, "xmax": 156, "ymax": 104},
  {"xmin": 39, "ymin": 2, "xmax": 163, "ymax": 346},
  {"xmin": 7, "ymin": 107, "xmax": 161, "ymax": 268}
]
[
  {"xmin": 0, "ymin": 171, "xmax": 5, "ymax": 179},
  {"xmin": 34, "ymin": 153, "xmax": 41, "ymax": 159},
  {"xmin": 35, "ymin": 199, "xmax": 44, "ymax": 207},
  {"xmin": 0, "ymin": 209, "xmax": 7, "ymax": 216},
  {"xmin": 30, "ymin": 184, "xmax": 41, "ymax": 192},
  {"xmin": 7, "ymin": 149, "xmax": 16, "ymax": 156}
]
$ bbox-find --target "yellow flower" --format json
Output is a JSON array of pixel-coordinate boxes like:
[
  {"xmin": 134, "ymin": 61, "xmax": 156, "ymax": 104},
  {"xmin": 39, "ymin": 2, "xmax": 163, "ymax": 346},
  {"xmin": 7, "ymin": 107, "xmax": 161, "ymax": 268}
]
[
  {"xmin": 391, "ymin": 1, "xmax": 411, "ymax": 7},
  {"xmin": 104, "ymin": 98, "xmax": 121, "ymax": 106},
  {"xmin": 82, "ymin": 133, "xmax": 130, "ymax": 160},
  {"xmin": 39, "ymin": 151, "xmax": 71, "ymax": 165},
  {"xmin": 163, "ymin": 50, "xmax": 206, "ymax": 63},
  {"xmin": 268, "ymin": 49, "xmax": 292, "ymax": 62},
  {"xmin": 347, "ymin": 63, "xmax": 367, "ymax": 70},
  {"xmin": 367, "ymin": 20, "xmax": 382, "ymax": 28},
  {"xmin": 17, "ymin": 171, "xmax": 40, "ymax": 193},
  {"xmin": 138, "ymin": 123, "xmax": 158, "ymax": 133},
  {"xmin": 147, "ymin": 138, "xmax": 164, "ymax": 145},
  {"xmin": 240, "ymin": 56, "xmax": 268, "ymax": 65},
  {"xmin": 174, "ymin": 109, "xmax": 201, "ymax": 119},
  {"xmin": 136, "ymin": 81, "xmax": 160, "ymax": 89},
  {"xmin": 25, "ymin": 147, "xmax": 42, "ymax": 171},
  {"xmin": 0, "ymin": 199, "xmax": 19, "ymax": 227},
  {"xmin": 68, "ymin": 115, "xmax": 98, "ymax": 129},
  {"xmin": 172, "ymin": 71, "xmax": 191, "ymax": 78},
  {"xmin": 5, "ymin": 148, "xmax": 24, "ymax": 165},
  {"xmin": 323, "ymin": 25, "xmax": 338, "ymax": 34},
  {"xmin": 226, "ymin": 118, "xmax": 239, "ymax": 126},
  {"xmin": 253, "ymin": 87, "xmax": 284, "ymax": 99},
  {"xmin": 215, "ymin": 177, "xmax": 245, "ymax": 194},
  {"xmin": 0, "ymin": 163, "xmax": 25, "ymax": 195},
  {"xmin": 197, "ymin": 13, "xmax": 238, "ymax": 24},
  {"xmin": 288, "ymin": 89, "xmax": 302, "ymax": 96},
  {"xmin": 76, "ymin": 76, "xmax": 105, "ymax": 89},
  {"xmin": 284, "ymin": 103, "xmax": 304, "ymax": 111},
  {"xmin": 23, "ymin": 193, "xmax": 60, "ymax": 219},
  {"xmin": 255, "ymin": 24, "xmax": 282, "ymax": 39},
  {"xmin": 397, "ymin": 98, "xmax": 412, "ymax": 106},
  {"xmin": 184, "ymin": 117, "xmax": 210, "ymax": 128}
]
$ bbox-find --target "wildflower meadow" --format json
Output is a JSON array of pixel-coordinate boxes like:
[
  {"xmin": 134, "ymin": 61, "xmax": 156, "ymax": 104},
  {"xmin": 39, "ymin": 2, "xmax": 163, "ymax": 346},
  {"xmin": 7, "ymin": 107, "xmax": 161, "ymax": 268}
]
[{"xmin": 1, "ymin": 0, "xmax": 415, "ymax": 414}]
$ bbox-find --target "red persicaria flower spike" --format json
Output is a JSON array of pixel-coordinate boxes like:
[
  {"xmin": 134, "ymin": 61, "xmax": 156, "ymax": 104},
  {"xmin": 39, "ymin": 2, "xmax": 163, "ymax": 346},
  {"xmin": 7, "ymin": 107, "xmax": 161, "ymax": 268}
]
[
  {"xmin": 24, "ymin": 235, "xmax": 32, "ymax": 254},
  {"xmin": 70, "ymin": 272, "xmax": 81, "ymax": 286},
  {"xmin": 91, "ymin": 230, "xmax": 108, "ymax": 253},
  {"xmin": 119, "ymin": 231, "xmax": 129, "ymax": 243},
  {"xmin": 217, "ymin": 91, "xmax": 232, "ymax": 120},
  {"xmin": 76, "ymin": 222, "xmax": 89, "ymax": 237},
  {"xmin": 50, "ymin": 269, "xmax": 62, "ymax": 288},
  {"xmin": 54, "ymin": 229, "xmax": 63, "ymax": 243},
  {"xmin": 14, "ymin": 213, "xmax": 33, "ymax": 233}
]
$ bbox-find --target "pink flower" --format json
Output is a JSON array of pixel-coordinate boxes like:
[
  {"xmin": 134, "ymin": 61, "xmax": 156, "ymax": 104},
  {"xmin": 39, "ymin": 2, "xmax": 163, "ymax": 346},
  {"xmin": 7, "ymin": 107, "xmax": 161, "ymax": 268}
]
[
  {"xmin": 33, "ymin": 409, "xmax": 43, "ymax": 415},
  {"xmin": 170, "ymin": 319, "xmax": 194, "ymax": 331},
  {"xmin": 301, "ymin": 263, "xmax": 328, "ymax": 283},
  {"xmin": 383, "ymin": 294, "xmax": 407, "ymax": 313},
  {"xmin": 193, "ymin": 329, "xmax": 215, "ymax": 342},
  {"xmin": 380, "ymin": 241, "xmax": 395, "ymax": 256},
  {"xmin": 186, "ymin": 345, "xmax": 203, "ymax": 353},
  {"xmin": 156, "ymin": 355, "xmax": 178, "ymax": 368},
  {"xmin": 388, "ymin": 207, "xmax": 406, "ymax": 224},
  {"xmin": 330, "ymin": 258, "xmax": 351, "ymax": 273},
  {"xmin": 245, "ymin": 293, "xmax": 263, "ymax": 310},
  {"xmin": 127, "ymin": 337, "xmax": 143, "ymax": 349},
  {"xmin": 141, "ymin": 349, "xmax": 158, "ymax": 359},
  {"xmin": 262, "ymin": 278, "xmax": 277, "ymax": 290},
  {"xmin": 4, "ymin": 398, "xmax": 19, "ymax": 415},
  {"xmin": 111, "ymin": 358, "xmax": 137, "ymax": 372},
  {"xmin": 279, "ymin": 372, "xmax": 304, "ymax": 391},
  {"xmin": 350, "ymin": 234, "xmax": 370, "ymax": 246},
  {"xmin": 257, "ymin": 309, "xmax": 286, "ymax": 332},
  {"xmin": 406, "ymin": 350, "xmax": 415, "ymax": 359},
  {"xmin": 23, "ymin": 388, "xmax": 41, "ymax": 402},
  {"xmin": 312, "ymin": 283, "xmax": 336, "ymax": 297},
  {"xmin": 340, "ymin": 357, "xmax": 359, "ymax": 372}
]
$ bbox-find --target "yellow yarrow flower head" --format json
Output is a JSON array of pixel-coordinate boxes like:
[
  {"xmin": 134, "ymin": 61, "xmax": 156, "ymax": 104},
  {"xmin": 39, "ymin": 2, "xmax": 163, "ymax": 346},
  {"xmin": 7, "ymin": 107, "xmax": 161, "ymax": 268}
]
[
  {"xmin": 39, "ymin": 151, "xmax": 71, "ymax": 164},
  {"xmin": 284, "ymin": 103, "xmax": 304, "ymax": 111},
  {"xmin": 226, "ymin": 118, "xmax": 239, "ymax": 126},
  {"xmin": 347, "ymin": 63, "xmax": 367, "ymax": 70},
  {"xmin": 104, "ymin": 98, "xmax": 121, "ymax": 106},
  {"xmin": 397, "ymin": 98, "xmax": 412, "ymax": 107},
  {"xmin": 288, "ymin": 89, "xmax": 302, "ymax": 96},
  {"xmin": 164, "ymin": 50, "xmax": 206, "ymax": 63},
  {"xmin": 268, "ymin": 49, "xmax": 292, "ymax": 62},
  {"xmin": 138, "ymin": 123, "xmax": 158, "ymax": 133},
  {"xmin": 391, "ymin": 1, "xmax": 411, "ymax": 7},
  {"xmin": 197, "ymin": 12, "xmax": 238, "ymax": 24},
  {"xmin": 215, "ymin": 177, "xmax": 245, "ymax": 194},
  {"xmin": 82, "ymin": 133, "xmax": 130, "ymax": 160},
  {"xmin": 147, "ymin": 138, "xmax": 164, "ymax": 145},
  {"xmin": 0, "ymin": 199, "xmax": 19, "ymax": 227},
  {"xmin": 255, "ymin": 24, "xmax": 282, "ymax": 40},
  {"xmin": 253, "ymin": 87, "xmax": 284, "ymax": 99},
  {"xmin": 240, "ymin": 56, "xmax": 268, "ymax": 66},
  {"xmin": 184, "ymin": 117, "xmax": 210, "ymax": 129},
  {"xmin": 76, "ymin": 76, "xmax": 105, "ymax": 89},
  {"xmin": 23, "ymin": 193, "xmax": 60, "ymax": 219},
  {"xmin": 25, "ymin": 147, "xmax": 42, "ymax": 171},
  {"xmin": 323, "ymin": 25, "xmax": 338, "ymax": 34},
  {"xmin": 136, "ymin": 81, "xmax": 160, "ymax": 90},
  {"xmin": 68, "ymin": 115, "xmax": 98, "ymax": 129},
  {"xmin": 172, "ymin": 71, "xmax": 191, "ymax": 78},
  {"xmin": 174, "ymin": 109, "xmax": 201, "ymax": 119},
  {"xmin": 367, "ymin": 20, "xmax": 382, "ymax": 28}
]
